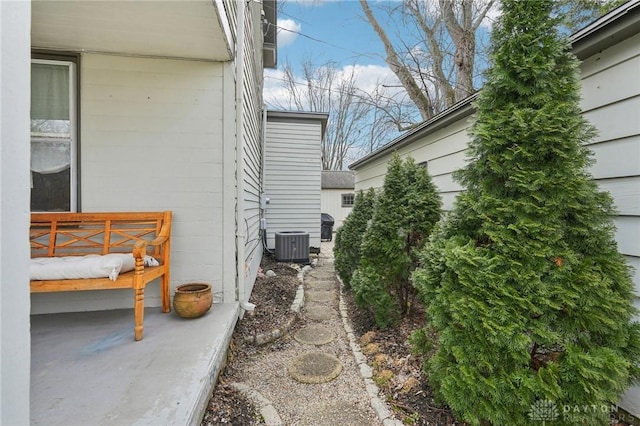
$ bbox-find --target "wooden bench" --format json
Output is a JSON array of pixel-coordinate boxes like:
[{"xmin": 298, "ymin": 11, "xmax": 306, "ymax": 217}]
[{"xmin": 30, "ymin": 211, "xmax": 172, "ymax": 341}]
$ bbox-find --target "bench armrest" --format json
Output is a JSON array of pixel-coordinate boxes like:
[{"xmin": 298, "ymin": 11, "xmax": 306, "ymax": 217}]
[{"xmin": 132, "ymin": 218, "xmax": 171, "ymax": 261}]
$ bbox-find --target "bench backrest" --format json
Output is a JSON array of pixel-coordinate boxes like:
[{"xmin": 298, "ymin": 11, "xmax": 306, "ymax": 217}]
[{"xmin": 30, "ymin": 211, "xmax": 172, "ymax": 261}]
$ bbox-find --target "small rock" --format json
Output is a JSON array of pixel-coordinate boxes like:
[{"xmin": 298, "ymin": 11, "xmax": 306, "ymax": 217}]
[
  {"xmin": 266, "ymin": 270, "xmax": 276, "ymax": 277},
  {"xmin": 359, "ymin": 363, "xmax": 373, "ymax": 378}
]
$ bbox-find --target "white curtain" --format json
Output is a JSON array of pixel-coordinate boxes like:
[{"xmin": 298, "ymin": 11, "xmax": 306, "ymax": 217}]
[
  {"xmin": 31, "ymin": 63, "xmax": 69, "ymax": 122},
  {"xmin": 31, "ymin": 63, "xmax": 71, "ymax": 175},
  {"xmin": 30, "ymin": 140, "xmax": 70, "ymax": 174}
]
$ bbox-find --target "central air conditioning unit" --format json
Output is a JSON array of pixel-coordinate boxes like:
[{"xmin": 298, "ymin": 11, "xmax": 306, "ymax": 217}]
[{"xmin": 275, "ymin": 231, "xmax": 310, "ymax": 264}]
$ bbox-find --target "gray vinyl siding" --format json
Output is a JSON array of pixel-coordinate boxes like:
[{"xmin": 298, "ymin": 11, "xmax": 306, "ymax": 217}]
[
  {"xmin": 264, "ymin": 118, "xmax": 322, "ymax": 251},
  {"xmin": 241, "ymin": 0, "xmax": 264, "ymax": 298},
  {"xmin": 579, "ymin": 30, "xmax": 640, "ymax": 304},
  {"xmin": 579, "ymin": 29, "xmax": 640, "ymax": 415}
]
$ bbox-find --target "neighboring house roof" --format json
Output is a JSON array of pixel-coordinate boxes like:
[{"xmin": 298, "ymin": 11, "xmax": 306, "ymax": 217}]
[
  {"xmin": 349, "ymin": 0, "xmax": 640, "ymax": 171},
  {"xmin": 321, "ymin": 171, "xmax": 355, "ymax": 189}
]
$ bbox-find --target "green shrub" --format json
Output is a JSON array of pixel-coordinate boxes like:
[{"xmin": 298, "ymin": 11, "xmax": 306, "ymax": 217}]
[
  {"xmin": 334, "ymin": 188, "xmax": 376, "ymax": 288},
  {"xmin": 412, "ymin": 1, "xmax": 640, "ymax": 424},
  {"xmin": 352, "ymin": 152, "xmax": 441, "ymax": 327}
]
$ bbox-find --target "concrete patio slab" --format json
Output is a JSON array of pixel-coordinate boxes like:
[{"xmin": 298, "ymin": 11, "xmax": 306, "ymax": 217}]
[{"xmin": 31, "ymin": 302, "xmax": 239, "ymax": 426}]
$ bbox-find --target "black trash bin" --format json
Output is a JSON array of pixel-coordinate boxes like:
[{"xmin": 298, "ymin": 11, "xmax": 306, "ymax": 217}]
[{"xmin": 321, "ymin": 213, "xmax": 335, "ymax": 241}]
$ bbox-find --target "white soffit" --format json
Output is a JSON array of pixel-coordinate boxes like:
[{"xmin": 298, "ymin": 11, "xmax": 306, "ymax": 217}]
[{"xmin": 32, "ymin": 1, "xmax": 231, "ymax": 61}]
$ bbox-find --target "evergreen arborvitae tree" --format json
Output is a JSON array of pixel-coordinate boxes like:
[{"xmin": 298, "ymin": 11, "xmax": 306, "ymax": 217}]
[
  {"xmin": 412, "ymin": 1, "xmax": 640, "ymax": 424},
  {"xmin": 352, "ymin": 152, "xmax": 441, "ymax": 327},
  {"xmin": 334, "ymin": 188, "xmax": 377, "ymax": 289}
]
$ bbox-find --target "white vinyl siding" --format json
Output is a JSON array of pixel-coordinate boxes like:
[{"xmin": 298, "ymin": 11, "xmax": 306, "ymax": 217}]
[
  {"xmin": 264, "ymin": 117, "xmax": 322, "ymax": 251},
  {"xmin": 31, "ymin": 54, "xmax": 228, "ymax": 313}
]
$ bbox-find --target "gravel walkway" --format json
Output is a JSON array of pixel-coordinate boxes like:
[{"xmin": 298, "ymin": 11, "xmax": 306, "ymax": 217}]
[{"xmin": 232, "ymin": 241, "xmax": 402, "ymax": 426}]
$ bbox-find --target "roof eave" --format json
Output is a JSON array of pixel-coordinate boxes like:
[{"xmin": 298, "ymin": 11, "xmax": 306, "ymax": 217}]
[
  {"xmin": 570, "ymin": 0, "xmax": 640, "ymax": 60},
  {"xmin": 267, "ymin": 110, "xmax": 330, "ymax": 139}
]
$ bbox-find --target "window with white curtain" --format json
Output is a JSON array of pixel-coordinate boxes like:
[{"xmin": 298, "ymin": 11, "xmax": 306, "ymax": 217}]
[{"xmin": 31, "ymin": 57, "xmax": 77, "ymax": 211}]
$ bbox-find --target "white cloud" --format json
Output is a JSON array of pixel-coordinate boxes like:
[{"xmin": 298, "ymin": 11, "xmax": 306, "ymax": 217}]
[
  {"xmin": 277, "ymin": 18, "xmax": 301, "ymax": 47},
  {"xmin": 264, "ymin": 63, "xmax": 403, "ymax": 110},
  {"xmin": 264, "ymin": 68, "xmax": 295, "ymax": 109},
  {"xmin": 339, "ymin": 64, "xmax": 400, "ymax": 94}
]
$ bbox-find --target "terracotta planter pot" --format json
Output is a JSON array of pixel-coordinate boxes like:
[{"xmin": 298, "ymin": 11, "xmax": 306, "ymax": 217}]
[{"xmin": 173, "ymin": 283, "xmax": 212, "ymax": 319}]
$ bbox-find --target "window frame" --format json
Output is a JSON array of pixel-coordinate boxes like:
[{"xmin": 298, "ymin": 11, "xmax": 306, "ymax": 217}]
[
  {"xmin": 31, "ymin": 53, "xmax": 79, "ymax": 212},
  {"xmin": 341, "ymin": 193, "xmax": 355, "ymax": 208}
]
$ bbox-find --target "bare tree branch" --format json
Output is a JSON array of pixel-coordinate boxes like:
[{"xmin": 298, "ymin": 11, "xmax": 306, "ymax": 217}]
[
  {"xmin": 360, "ymin": 0, "xmax": 496, "ymax": 119},
  {"xmin": 360, "ymin": 0, "xmax": 436, "ymax": 120}
]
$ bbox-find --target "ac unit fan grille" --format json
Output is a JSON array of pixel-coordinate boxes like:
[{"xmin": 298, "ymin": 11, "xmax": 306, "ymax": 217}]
[{"xmin": 275, "ymin": 231, "xmax": 310, "ymax": 264}]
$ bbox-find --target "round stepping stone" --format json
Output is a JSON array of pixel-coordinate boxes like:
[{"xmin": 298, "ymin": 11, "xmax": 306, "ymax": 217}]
[
  {"xmin": 288, "ymin": 351, "xmax": 343, "ymax": 384},
  {"xmin": 305, "ymin": 290, "xmax": 336, "ymax": 303},
  {"xmin": 293, "ymin": 325, "xmax": 336, "ymax": 345},
  {"xmin": 304, "ymin": 305, "xmax": 336, "ymax": 321}
]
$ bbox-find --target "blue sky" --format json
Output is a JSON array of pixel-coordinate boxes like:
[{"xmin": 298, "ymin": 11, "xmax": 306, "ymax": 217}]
[
  {"xmin": 263, "ymin": 0, "xmax": 403, "ymax": 109},
  {"xmin": 276, "ymin": 1, "xmax": 386, "ymax": 68}
]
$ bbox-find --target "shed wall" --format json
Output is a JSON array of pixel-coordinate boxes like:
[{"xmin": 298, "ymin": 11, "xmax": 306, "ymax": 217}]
[
  {"xmin": 321, "ymin": 188, "xmax": 354, "ymax": 230},
  {"xmin": 264, "ymin": 120, "xmax": 322, "ymax": 251}
]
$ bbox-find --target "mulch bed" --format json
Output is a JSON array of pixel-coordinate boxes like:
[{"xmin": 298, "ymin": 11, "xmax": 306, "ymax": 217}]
[
  {"xmin": 342, "ymin": 288, "xmax": 465, "ymax": 426},
  {"xmin": 235, "ymin": 257, "xmax": 300, "ymax": 338},
  {"xmin": 200, "ymin": 381, "xmax": 260, "ymax": 425}
]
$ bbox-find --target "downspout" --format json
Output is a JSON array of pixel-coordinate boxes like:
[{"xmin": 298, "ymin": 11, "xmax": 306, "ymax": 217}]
[
  {"xmin": 235, "ymin": 0, "xmax": 247, "ymax": 306},
  {"xmin": 261, "ymin": 106, "xmax": 273, "ymax": 254}
]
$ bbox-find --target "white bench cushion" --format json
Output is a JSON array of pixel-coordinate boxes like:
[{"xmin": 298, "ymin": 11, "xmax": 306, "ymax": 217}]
[{"xmin": 30, "ymin": 254, "xmax": 158, "ymax": 281}]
